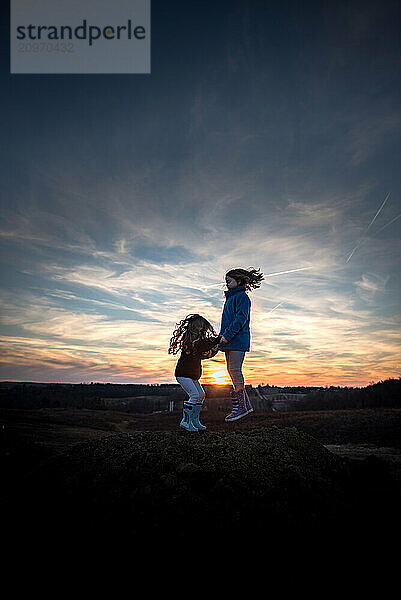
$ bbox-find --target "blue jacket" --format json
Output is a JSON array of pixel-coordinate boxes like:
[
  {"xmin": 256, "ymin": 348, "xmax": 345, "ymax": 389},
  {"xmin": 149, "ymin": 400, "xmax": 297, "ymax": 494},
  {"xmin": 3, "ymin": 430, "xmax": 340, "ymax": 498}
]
[{"xmin": 217, "ymin": 285, "xmax": 251, "ymax": 352}]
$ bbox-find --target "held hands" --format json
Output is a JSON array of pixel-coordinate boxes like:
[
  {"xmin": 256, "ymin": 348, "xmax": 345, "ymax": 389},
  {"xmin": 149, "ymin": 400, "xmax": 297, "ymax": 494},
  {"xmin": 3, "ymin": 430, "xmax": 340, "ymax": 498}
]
[{"xmin": 202, "ymin": 336, "xmax": 228, "ymax": 358}]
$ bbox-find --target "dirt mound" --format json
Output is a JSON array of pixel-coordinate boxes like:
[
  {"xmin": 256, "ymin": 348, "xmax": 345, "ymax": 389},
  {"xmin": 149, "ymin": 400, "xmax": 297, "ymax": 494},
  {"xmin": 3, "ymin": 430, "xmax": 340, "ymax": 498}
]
[{"xmin": 10, "ymin": 424, "xmax": 396, "ymax": 549}]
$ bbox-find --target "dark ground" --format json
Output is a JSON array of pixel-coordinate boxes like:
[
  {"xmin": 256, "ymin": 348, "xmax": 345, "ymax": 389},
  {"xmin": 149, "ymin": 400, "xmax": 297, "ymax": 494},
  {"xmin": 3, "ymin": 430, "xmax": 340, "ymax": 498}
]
[{"xmin": 1, "ymin": 406, "xmax": 401, "ymax": 558}]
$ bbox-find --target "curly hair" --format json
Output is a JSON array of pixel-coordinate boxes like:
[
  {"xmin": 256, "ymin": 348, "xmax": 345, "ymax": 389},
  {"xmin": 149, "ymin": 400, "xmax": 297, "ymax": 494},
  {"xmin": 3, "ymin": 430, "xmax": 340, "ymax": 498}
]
[
  {"xmin": 226, "ymin": 267, "xmax": 264, "ymax": 291},
  {"xmin": 168, "ymin": 314, "xmax": 218, "ymax": 356}
]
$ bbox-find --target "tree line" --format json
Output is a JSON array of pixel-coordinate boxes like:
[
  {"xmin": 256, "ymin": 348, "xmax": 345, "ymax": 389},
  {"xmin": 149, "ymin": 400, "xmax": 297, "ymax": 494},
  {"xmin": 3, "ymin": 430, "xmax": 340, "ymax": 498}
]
[
  {"xmin": 0, "ymin": 378, "xmax": 399, "ymax": 411},
  {"xmin": 287, "ymin": 377, "xmax": 401, "ymax": 411}
]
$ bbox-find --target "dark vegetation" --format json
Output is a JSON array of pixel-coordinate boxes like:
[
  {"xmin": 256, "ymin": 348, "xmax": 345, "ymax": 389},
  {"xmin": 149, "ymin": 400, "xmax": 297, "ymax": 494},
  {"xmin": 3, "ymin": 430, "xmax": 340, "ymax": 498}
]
[
  {"xmin": 1, "ymin": 377, "xmax": 400, "ymax": 556},
  {"xmin": 290, "ymin": 377, "xmax": 401, "ymax": 410},
  {"xmin": 1, "ymin": 376, "xmax": 400, "ymax": 411}
]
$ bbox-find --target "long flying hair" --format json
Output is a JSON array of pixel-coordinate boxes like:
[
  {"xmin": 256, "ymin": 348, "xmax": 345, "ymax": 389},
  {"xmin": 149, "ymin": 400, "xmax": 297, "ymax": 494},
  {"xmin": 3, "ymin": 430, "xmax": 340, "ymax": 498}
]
[
  {"xmin": 168, "ymin": 314, "xmax": 218, "ymax": 356},
  {"xmin": 226, "ymin": 267, "xmax": 264, "ymax": 291}
]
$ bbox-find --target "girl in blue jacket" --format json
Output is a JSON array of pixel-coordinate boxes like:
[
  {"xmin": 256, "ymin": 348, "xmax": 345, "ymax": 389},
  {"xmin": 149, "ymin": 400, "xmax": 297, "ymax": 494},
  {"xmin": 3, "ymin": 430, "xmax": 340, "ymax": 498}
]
[{"xmin": 218, "ymin": 267, "xmax": 264, "ymax": 422}]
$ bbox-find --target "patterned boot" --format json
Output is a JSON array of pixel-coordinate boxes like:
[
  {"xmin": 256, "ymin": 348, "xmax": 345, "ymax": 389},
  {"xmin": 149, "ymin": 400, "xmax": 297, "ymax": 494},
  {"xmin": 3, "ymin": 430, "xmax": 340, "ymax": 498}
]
[
  {"xmin": 225, "ymin": 389, "xmax": 249, "ymax": 422},
  {"xmin": 191, "ymin": 402, "xmax": 207, "ymax": 430},
  {"xmin": 243, "ymin": 387, "xmax": 254, "ymax": 415},
  {"xmin": 180, "ymin": 402, "xmax": 199, "ymax": 432}
]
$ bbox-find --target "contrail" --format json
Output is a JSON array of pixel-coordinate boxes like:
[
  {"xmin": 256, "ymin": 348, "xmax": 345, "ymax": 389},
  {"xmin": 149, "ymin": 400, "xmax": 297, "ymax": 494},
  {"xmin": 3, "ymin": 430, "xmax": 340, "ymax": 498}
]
[
  {"xmin": 346, "ymin": 240, "xmax": 366, "ymax": 263},
  {"xmin": 365, "ymin": 192, "xmax": 390, "ymax": 233},
  {"xmin": 201, "ymin": 283, "xmax": 223, "ymax": 290},
  {"xmin": 200, "ymin": 267, "xmax": 312, "ymax": 292},
  {"xmin": 266, "ymin": 267, "xmax": 313, "ymax": 277},
  {"xmin": 346, "ymin": 192, "xmax": 390, "ymax": 263},
  {"xmin": 345, "ymin": 246, "xmax": 357, "ymax": 263},
  {"xmin": 374, "ymin": 212, "xmax": 401, "ymax": 234},
  {"xmin": 266, "ymin": 301, "xmax": 286, "ymax": 314},
  {"xmin": 248, "ymin": 193, "xmax": 395, "ymax": 316}
]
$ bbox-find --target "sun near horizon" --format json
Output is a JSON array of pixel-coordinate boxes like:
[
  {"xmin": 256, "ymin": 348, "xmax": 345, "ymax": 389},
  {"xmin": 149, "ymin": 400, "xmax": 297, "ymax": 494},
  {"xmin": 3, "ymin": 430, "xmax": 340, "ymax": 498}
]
[
  {"xmin": 201, "ymin": 362, "xmax": 235, "ymax": 386},
  {"xmin": 207, "ymin": 370, "xmax": 232, "ymax": 385}
]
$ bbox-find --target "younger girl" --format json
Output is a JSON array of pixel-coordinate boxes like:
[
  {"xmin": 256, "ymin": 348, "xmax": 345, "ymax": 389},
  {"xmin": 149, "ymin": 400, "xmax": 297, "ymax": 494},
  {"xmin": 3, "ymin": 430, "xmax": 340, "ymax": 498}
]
[
  {"xmin": 218, "ymin": 267, "xmax": 264, "ymax": 422},
  {"xmin": 168, "ymin": 314, "xmax": 221, "ymax": 432}
]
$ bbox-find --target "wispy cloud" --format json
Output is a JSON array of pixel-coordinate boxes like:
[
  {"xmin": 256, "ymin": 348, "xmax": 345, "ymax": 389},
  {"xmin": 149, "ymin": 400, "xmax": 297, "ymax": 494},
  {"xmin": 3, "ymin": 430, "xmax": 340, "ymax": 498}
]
[{"xmin": 1, "ymin": 1, "xmax": 400, "ymax": 385}]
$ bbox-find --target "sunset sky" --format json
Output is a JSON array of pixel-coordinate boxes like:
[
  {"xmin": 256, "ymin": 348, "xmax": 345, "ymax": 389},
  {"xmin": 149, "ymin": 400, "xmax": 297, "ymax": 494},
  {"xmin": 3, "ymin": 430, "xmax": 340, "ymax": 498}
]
[{"xmin": 1, "ymin": 0, "xmax": 400, "ymax": 387}]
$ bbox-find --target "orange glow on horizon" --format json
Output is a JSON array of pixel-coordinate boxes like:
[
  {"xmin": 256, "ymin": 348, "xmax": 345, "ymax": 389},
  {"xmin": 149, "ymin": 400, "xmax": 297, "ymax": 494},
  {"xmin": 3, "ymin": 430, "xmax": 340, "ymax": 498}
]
[
  {"xmin": 201, "ymin": 363, "xmax": 232, "ymax": 385},
  {"xmin": 1, "ymin": 335, "xmax": 399, "ymax": 389}
]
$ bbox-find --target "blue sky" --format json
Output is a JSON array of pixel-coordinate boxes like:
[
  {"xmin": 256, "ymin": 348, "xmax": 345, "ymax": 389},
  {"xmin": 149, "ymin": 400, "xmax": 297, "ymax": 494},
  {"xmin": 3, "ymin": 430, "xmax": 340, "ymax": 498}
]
[{"xmin": 1, "ymin": 0, "xmax": 400, "ymax": 386}]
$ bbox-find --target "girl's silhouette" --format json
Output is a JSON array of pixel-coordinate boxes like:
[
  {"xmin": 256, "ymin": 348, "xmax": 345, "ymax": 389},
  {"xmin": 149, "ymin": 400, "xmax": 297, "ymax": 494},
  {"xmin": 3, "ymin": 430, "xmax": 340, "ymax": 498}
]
[
  {"xmin": 168, "ymin": 314, "xmax": 221, "ymax": 431},
  {"xmin": 218, "ymin": 267, "xmax": 264, "ymax": 421}
]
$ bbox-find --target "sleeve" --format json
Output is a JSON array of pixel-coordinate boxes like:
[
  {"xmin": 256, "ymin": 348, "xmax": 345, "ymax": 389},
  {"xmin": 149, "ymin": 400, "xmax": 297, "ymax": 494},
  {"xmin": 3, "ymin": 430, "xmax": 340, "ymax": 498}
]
[
  {"xmin": 193, "ymin": 335, "xmax": 222, "ymax": 354},
  {"xmin": 222, "ymin": 294, "xmax": 250, "ymax": 342}
]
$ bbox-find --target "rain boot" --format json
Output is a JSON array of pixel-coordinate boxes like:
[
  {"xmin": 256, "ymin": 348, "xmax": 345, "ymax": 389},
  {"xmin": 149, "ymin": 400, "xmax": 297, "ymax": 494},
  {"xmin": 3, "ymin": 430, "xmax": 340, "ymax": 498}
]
[
  {"xmin": 191, "ymin": 402, "xmax": 206, "ymax": 430},
  {"xmin": 225, "ymin": 388, "xmax": 249, "ymax": 422},
  {"xmin": 244, "ymin": 387, "xmax": 254, "ymax": 415},
  {"xmin": 180, "ymin": 402, "xmax": 198, "ymax": 432}
]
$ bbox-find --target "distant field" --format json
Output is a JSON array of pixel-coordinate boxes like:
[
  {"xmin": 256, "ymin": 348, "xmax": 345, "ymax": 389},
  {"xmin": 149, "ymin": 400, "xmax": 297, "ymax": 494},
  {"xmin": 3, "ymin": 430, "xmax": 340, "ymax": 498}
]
[{"xmin": 1, "ymin": 406, "xmax": 401, "ymax": 450}]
